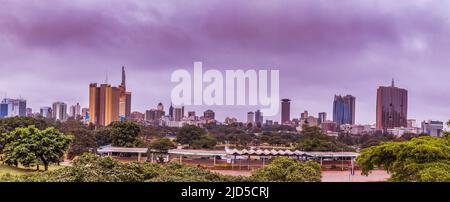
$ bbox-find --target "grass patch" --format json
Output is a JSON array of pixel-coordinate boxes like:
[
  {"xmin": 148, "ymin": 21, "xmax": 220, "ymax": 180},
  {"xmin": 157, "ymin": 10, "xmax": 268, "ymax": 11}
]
[{"xmin": 0, "ymin": 162, "xmax": 64, "ymax": 176}]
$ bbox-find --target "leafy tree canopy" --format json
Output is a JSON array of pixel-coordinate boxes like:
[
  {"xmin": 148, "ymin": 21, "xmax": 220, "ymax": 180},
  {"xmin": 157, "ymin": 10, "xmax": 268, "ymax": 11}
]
[
  {"xmin": 357, "ymin": 136, "xmax": 450, "ymax": 182},
  {"xmin": 149, "ymin": 138, "xmax": 176, "ymax": 151},
  {"xmin": 176, "ymin": 125, "xmax": 206, "ymax": 145},
  {"xmin": 110, "ymin": 121, "xmax": 142, "ymax": 147},
  {"xmin": 296, "ymin": 126, "xmax": 353, "ymax": 152},
  {"xmin": 0, "ymin": 125, "xmax": 72, "ymax": 170},
  {"xmin": 249, "ymin": 157, "xmax": 321, "ymax": 182}
]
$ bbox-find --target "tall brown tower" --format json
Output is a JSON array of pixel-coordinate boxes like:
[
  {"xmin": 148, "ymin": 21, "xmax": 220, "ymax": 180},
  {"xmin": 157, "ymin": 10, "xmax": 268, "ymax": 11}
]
[
  {"xmin": 281, "ymin": 99, "xmax": 291, "ymax": 125},
  {"xmin": 89, "ymin": 83, "xmax": 120, "ymax": 126},
  {"xmin": 376, "ymin": 79, "xmax": 408, "ymax": 130}
]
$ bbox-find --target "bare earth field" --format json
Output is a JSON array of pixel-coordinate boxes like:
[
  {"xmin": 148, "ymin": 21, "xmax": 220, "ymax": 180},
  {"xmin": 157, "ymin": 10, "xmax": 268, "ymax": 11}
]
[{"xmin": 212, "ymin": 170, "xmax": 390, "ymax": 182}]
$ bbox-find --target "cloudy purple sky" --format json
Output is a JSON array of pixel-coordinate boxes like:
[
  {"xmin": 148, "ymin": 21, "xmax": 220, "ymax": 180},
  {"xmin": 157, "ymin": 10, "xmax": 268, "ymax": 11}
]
[{"xmin": 0, "ymin": 0, "xmax": 449, "ymax": 125}]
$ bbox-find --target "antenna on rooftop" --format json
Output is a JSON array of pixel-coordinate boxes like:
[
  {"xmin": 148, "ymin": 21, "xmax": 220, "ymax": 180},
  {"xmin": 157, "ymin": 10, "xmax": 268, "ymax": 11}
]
[{"xmin": 391, "ymin": 78, "xmax": 395, "ymax": 87}]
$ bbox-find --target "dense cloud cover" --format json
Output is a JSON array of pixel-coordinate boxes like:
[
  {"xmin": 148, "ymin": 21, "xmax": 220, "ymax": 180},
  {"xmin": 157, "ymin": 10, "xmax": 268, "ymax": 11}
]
[{"xmin": 0, "ymin": 0, "xmax": 449, "ymax": 124}]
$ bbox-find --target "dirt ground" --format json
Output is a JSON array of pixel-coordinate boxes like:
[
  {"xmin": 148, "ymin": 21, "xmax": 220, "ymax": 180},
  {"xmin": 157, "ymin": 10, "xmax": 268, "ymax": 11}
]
[{"xmin": 212, "ymin": 170, "xmax": 390, "ymax": 182}]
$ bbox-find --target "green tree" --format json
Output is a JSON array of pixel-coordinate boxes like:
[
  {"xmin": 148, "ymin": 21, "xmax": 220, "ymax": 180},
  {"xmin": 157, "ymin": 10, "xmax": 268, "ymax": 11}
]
[
  {"xmin": 1, "ymin": 126, "xmax": 72, "ymax": 171},
  {"xmin": 250, "ymin": 157, "xmax": 321, "ymax": 182},
  {"xmin": 67, "ymin": 128, "xmax": 96, "ymax": 159},
  {"xmin": 110, "ymin": 121, "xmax": 141, "ymax": 147},
  {"xmin": 296, "ymin": 125, "xmax": 353, "ymax": 151},
  {"xmin": 149, "ymin": 138, "xmax": 176, "ymax": 151},
  {"xmin": 357, "ymin": 136, "xmax": 450, "ymax": 182},
  {"xmin": 176, "ymin": 125, "xmax": 206, "ymax": 145},
  {"xmin": 191, "ymin": 135, "xmax": 217, "ymax": 149},
  {"xmin": 0, "ymin": 116, "xmax": 52, "ymax": 134},
  {"xmin": 94, "ymin": 127, "xmax": 113, "ymax": 146}
]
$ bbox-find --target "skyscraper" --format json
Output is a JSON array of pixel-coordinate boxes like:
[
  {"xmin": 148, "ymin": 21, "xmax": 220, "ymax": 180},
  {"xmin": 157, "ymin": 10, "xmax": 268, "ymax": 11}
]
[
  {"xmin": 174, "ymin": 108, "xmax": 183, "ymax": 121},
  {"xmin": 81, "ymin": 108, "xmax": 89, "ymax": 123},
  {"xmin": 169, "ymin": 103, "xmax": 174, "ymax": 120},
  {"xmin": 157, "ymin": 102, "xmax": 164, "ymax": 111},
  {"xmin": 203, "ymin": 109, "xmax": 215, "ymax": 121},
  {"xmin": 0, "ymin": 102, "xmax": 7, "ymax": 118},
  {"xmin": 145, "ymin": 103, "xmax": 165, "ymax": 121},
  {"xmin": 0, "ymin": 98, "xmax": 26, "ymax": 118},
  {"xmin": 318, "ymin": 112, "xmax": 327, "ymax": 125},
  {"xmin": 89, "ymin": 83, "xmax": 120, "ymax": 126},
  {"xmin": 69, "ymin": 102, "xmax": 81, "ymax": 118},
  {"xmin": 181, "ymin": 106, "xmax": 185, "ymax": 119},
  {"xmin": 300, "ymin": 110, "xmax": 309, "ymax": 119},
  {"xmin": 281, "ymin": 99, "xmax": 291, "ymax": 125},
  {"xmin": 145, "ymin": 109, "xmax": 165, "ymax": 121},
  {"xmin": 255, "ymin": 110, "xmax": 263, "ymax": 125},
  {"xmin": 26, "ymin": 108, "xmax": 33, "ymax": 117},
  {"xmin": 247, "ymin": 111, "xmax": 255, "ymax": 124},
  {"xmin": 52, "ymin": 101, "xmax": 67, "ymax": 121},
  {"xmin": 90, "ymin": 67, "xmax": 130, "ymax": 126},
  {"xmin": 376, "ymin": 80, "xmax": 408, "ymax": 130},
  {"xmin": 333, "ymin": 95, "xmax": 356, "ymax": 127},
  {"xmin": 118, "ymin": 66, "xmax": 132, "ymax": 120}
]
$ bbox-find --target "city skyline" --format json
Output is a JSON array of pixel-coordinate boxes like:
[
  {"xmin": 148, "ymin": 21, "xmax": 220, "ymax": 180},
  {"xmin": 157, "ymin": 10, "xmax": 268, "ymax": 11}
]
[{"xmin": 1, "ymin": 0, "xmax": 450, "ymax": 125}]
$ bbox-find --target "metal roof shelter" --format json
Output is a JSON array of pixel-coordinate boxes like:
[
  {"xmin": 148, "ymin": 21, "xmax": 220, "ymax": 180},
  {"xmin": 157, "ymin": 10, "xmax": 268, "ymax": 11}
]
[
  {"xmin": 168, "ymin": 149, "xmax": 227, "ymax": 157},
  {"xmin": 224, "ymin": 148, "xmax": 358, "ymax": 158},
  {"xmin": 97, "ymin": 145, "xmax": 148, "ymax": 161},
  {"xmin": 97, "ymin": 147, "xmax": 148, "ymax": 154}
]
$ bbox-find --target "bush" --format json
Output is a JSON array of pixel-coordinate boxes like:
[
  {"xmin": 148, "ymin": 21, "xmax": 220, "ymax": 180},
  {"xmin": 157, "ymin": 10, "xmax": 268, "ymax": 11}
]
[{"xmin": 249, "ymin": 157, "xmax": 321, "ymax": 182}]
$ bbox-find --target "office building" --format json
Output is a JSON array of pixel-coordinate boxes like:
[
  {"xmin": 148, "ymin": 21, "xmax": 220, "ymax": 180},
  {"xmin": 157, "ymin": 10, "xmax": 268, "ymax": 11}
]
[
  {"xmin": 318, "ymin": 112, "xmax": 327, "ymax": 125},
  {"xmin": 118, "ymin": 66, "xmax": 132, "ymax": 120},
  {"xmin": 145, "ymin": 109, "xmax": 165, "ymax": 121},
  {"xmin": 69, "ymin": 102, "xmax": 81, "ymax": 118},
  {"xmin": 129, "ymin": 111, "xmax": 145, "ymax": 122},
  {"xmin": 174, "ymin": 108, "xmax": 183, "ymax": 121},
  {"xmin": 281, "ymin": 99, "xmax": 291, "ymax": 125},
  {"xmin": 255, "ymin": 110, "xmax": 263, "ymax": 125},
  {"xmin": 333, "ymin": 95, "xmax": 356, "ymax": 127},
  {"xmin": 247, "ymin": 111, "xmax": 255, "ymax": 124},
  {"xmin": 89, "ymin": 83, "xmax": 120, "ymax": 126},
  {"xmin": 421, "ymin": 120, "xmax": 444, "ymax": 137},
  {"xmin": 26, "ymin": 108, "xmax": 33, "ymax": 117},
  {"xmin": 301, "ymin": 110, "xmax": 309, "ymax": 119},
  {"xmin": 81, "ymin": 108, "xmax": 89, "ymax": 123},
  {"xmin": 0, "ymin": 98, "xmax": 27, "ymax": 118},
  {"xmin": 320, "ymin": 121, "xmax": 337, "ymax": 133},
  {"xmin": 407, "ymin": 119, "xmax": 417, "ymax": 128},
  {"xmin": 40, "ymin": 107, "xmax": 52, "ymax": 118},
  {"xmin": 169, "ymin": 103, "xmax": 174, "ymax": 120},
  {"xmin": 203, "ymin": 109, "xmax": 215, "ymax": 121},
  {"xmin": 376, "ymin": 79, "xmax": 408, "ymax": 130},
  {"xmin": 52, "ymin": 101, "xmax": 67, "ymax": 121}
]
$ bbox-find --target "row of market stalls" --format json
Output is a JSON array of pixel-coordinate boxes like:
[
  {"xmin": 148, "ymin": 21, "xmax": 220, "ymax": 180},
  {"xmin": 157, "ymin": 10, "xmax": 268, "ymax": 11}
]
[{"xmin": 97, "ymin": 145, "xmax": 359, "ymax": 171}]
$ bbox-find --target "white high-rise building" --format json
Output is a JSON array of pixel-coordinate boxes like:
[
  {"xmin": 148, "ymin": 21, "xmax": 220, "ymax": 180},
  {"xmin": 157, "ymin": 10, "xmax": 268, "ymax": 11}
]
[{"xmin": 52, "ymin": 101, "xmax": 67, "ymax": 121}]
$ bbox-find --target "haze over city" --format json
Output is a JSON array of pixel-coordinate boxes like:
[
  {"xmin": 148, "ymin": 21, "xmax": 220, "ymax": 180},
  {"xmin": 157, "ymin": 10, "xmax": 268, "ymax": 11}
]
[{"xmin": 1, "ymin": 0, "xmax": 449, "ymax": 125}]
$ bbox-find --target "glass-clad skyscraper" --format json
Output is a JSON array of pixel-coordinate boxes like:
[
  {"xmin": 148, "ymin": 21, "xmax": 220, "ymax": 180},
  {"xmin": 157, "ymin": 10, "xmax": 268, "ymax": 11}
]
[{"xmin": 333, "ymin": 95, "xmax": 356, "ymax": 128}]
